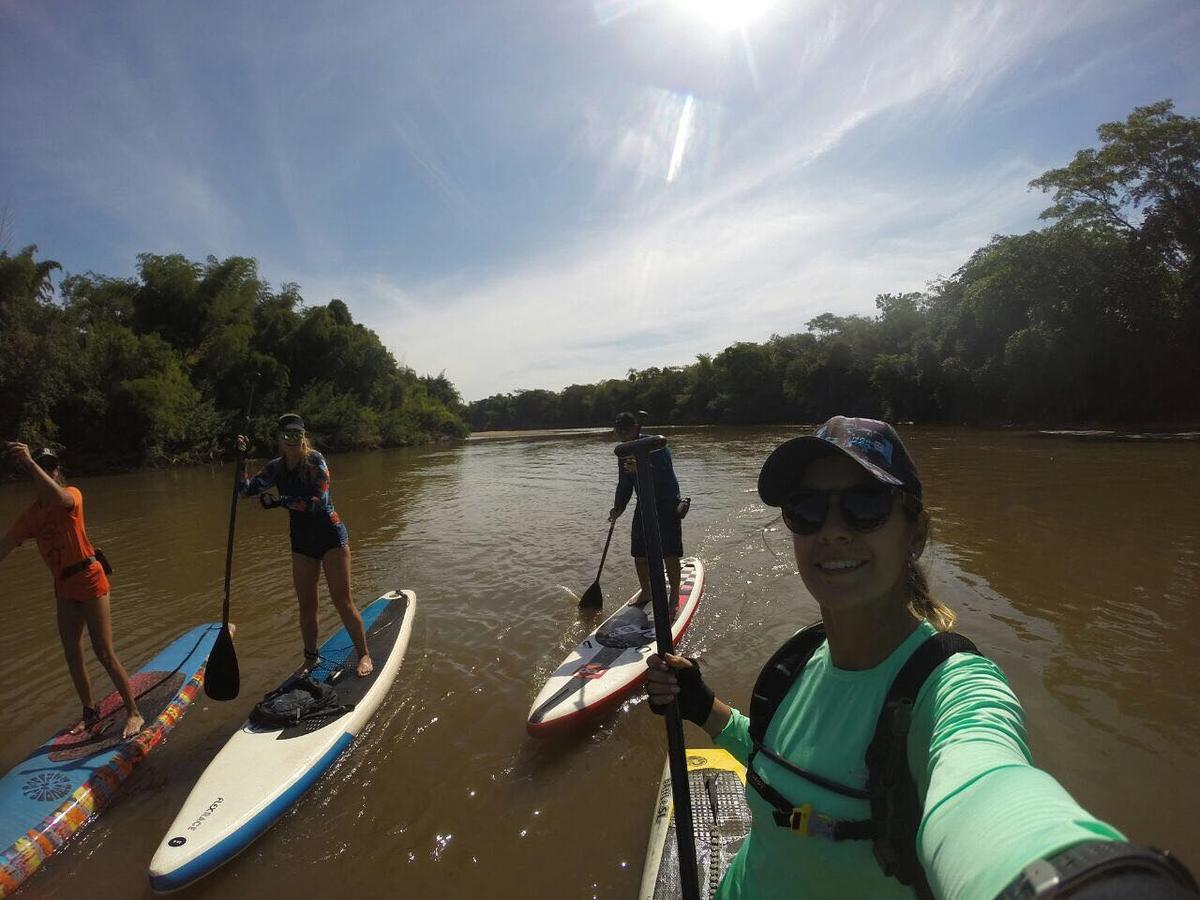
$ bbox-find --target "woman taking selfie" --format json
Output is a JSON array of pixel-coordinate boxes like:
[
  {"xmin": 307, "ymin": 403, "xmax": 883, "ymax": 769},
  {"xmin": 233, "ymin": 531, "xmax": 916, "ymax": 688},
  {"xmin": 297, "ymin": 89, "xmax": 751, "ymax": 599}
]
[
  {"xmin": 645, "ymin": 416, "xmax": 1197, "ymax": 899},
  {"xmin": 236, "ymin": 414, "xmax": 372, "ymax": 678}
]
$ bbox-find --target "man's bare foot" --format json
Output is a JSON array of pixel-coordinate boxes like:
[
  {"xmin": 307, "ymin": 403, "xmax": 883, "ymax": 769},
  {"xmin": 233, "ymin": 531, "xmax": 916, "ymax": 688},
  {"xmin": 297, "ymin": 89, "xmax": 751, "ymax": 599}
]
[
  {"xmin": 68, "ymin": 705, "xmax": 99, "ymax": 735},
  {"xmin": 122, "ymin": 711, "xmax": 145, "ymax": 739},
  {"xmin": 356, "ymin": 654, "xmax": 374, "ymax": 677}
]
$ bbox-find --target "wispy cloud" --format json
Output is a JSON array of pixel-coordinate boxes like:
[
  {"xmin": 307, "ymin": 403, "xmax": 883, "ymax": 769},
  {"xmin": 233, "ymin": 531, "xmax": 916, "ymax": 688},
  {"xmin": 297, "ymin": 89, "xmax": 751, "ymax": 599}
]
[{"xmin": 2, "ymin": 0, "xmax": 1195, "ymax": 399}]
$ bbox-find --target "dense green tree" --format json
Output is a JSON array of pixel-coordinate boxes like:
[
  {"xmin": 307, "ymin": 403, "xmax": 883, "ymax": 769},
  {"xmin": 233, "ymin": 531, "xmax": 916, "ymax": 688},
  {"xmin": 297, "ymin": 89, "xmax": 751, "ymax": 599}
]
[
  {"xmin": 0, "ymin": 246, "xmax": 69, "ymax": 447},
  {"xmin": 1, "ymin": 247, "xmax": 467, "ymax": 470}
]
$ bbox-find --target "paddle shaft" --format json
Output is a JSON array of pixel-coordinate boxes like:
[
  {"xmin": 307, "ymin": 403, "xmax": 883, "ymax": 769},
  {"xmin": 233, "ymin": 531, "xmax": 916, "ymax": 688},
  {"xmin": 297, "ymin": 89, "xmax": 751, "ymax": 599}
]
[
  {"xmin": 615, "ymin": 434, "xmax": 700, "ymax": 900},
  {"xmin": 221, "ymin": 380, "xmax": 257, "ymax": 625},
  {"xmin": 594, "ymin": 516, "xmax": 616, "ymax": 581}
]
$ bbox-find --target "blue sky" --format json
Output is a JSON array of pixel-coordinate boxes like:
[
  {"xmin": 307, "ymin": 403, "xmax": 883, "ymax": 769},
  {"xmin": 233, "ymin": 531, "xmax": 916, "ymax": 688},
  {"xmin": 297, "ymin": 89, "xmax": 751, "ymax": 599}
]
[{"xmin": 3, "ymin": 0, "xmax": 1198, "ymax": 400}]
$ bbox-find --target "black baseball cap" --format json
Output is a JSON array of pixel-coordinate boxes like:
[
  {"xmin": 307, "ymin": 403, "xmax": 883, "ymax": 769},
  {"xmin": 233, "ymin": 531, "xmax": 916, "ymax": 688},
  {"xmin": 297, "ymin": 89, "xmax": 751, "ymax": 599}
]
[
  {"xmin": 614, "ymin": 411, "xmax": 639, "ymax": 427},
  {"xmin": 278, "ymin": 413, "xmax": 305, "ymax": 432},
  {"xmin": 33, "ymin": 447, "xmax": 61, "ymax": 469},
  {"xmin": 758, "ymin": 416, "xmax": 922, "ymax": 505}
]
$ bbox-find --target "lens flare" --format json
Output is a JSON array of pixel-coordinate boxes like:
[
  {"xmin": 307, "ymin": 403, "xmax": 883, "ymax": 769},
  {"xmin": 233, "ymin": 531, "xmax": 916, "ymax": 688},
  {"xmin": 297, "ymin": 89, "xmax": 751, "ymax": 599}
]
[{"xmin": 671, "ymin": 0, "xmax": 774, "ymax": 30}]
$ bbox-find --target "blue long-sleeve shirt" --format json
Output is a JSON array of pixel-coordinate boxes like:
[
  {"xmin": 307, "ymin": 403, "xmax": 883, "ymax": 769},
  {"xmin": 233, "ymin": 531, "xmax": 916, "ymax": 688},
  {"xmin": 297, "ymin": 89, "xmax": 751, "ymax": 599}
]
[
  {"xmin": 614, "ymin": 445, "xmax": 681, "ymax": 513},
  {"xmin": 237, "ymin": 452, "xmax": 343, "ymax": 527}
]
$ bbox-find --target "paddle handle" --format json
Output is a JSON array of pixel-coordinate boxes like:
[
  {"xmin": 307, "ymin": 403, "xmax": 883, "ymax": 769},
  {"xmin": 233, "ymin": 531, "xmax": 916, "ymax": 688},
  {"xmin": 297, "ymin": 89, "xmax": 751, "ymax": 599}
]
[
  {"xmin": 221, "ymin": 378, "xmax": 258, "ymax": 625},
  {"xmin": 617, "ymin": 434, "xmax": 700, "ymax": 900}
]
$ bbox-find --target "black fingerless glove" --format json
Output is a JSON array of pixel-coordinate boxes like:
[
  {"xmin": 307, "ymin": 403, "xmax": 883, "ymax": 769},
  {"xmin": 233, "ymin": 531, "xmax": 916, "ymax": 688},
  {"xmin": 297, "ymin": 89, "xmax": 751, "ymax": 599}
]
[
  {"xmin": 260, "ymin": 493, "xmax": 282, "ymax": 510},
  {"xmin": 650, "ymin": 657, "xmax": 715, "ymax": 727}
]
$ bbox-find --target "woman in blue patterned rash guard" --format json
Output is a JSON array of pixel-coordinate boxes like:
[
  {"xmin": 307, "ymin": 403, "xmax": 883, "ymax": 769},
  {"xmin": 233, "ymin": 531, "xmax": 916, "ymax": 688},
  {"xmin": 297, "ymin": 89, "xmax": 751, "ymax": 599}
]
[{"xmin": 236, "ymin": 413, "xmax": 373, "ymax": 677}]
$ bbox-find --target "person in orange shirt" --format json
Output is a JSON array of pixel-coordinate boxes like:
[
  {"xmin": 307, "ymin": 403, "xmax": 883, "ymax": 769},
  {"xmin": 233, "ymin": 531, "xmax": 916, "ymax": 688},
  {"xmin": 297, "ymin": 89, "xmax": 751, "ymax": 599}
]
[{"xmin": 0, "ymin": 442, "xmax": 144, "ymax": 739}]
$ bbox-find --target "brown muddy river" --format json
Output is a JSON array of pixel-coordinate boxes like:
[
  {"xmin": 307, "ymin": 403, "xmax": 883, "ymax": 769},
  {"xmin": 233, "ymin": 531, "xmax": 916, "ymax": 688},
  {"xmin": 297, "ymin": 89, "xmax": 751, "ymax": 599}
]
[{"xmin": 1, "ymin": 426, "xmax": 1197, "ymax": 898}]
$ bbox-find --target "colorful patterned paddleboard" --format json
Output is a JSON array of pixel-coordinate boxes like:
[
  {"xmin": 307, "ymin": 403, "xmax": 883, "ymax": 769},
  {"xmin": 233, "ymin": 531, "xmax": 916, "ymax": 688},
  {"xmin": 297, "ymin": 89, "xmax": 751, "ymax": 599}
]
[
  {"xmin": 0, "ymin": 623, "xmax": 222, "ymax": 897},
  {"xmin": 148, "ymin": 591, "xmax": 415, "ymax": 893},
  {"xmin": 527, "ymin": 557, "xmax": 705, "ymax": 737},
  {"xmin": 638, "ymin": 748, "xmax": 752, "ymax": 900}
]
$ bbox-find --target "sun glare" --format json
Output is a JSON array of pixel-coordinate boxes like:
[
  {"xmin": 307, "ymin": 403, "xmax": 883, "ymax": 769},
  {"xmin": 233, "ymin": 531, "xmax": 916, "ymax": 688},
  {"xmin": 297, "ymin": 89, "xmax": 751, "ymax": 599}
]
[{"xmin": 671, "ymin": 0, "xmax": 774, "ymax": 30}]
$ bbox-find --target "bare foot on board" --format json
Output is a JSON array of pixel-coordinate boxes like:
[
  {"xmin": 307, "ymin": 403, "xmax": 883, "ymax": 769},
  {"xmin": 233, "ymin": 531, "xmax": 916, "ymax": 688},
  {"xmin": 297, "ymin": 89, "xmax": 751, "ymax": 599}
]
[
  {"xmin": 356, "ymin": 654, "xmax": 374, "ymax": 677},
  {"xmin": 68, "ymin": 706, "xmax": 99, "ymax": 735},
  {"xmin": 122, "ymin": 711, "xmax": 146, "ymax": 739}
]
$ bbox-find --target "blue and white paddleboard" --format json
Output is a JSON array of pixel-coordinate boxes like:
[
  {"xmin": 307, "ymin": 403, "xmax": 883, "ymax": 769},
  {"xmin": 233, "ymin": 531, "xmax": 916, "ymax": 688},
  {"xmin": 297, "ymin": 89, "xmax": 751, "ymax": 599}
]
[
  {"xmin": 147, "ymin": 591, "xmax": 415, "ymax": 893},
  {"xmin": 0, "ymin": 623, "xmax": 221, "ymax": 898}
]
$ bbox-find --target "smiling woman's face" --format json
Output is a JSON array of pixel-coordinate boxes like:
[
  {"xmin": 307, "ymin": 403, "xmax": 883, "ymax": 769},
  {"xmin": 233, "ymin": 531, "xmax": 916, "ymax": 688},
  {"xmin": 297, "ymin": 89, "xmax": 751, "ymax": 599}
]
[{"xmin": 790, "ymin": 454, "xmax": 919, "ymax": 615}]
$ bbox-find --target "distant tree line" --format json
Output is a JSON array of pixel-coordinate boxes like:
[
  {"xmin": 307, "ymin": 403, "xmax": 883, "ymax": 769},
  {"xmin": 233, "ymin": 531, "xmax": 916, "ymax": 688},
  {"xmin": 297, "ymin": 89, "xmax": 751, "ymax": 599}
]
[
  {"xmin": 1, "ymin": 250, "xmax": 468, "ymax": 471},
  {"xmin": 467, "ymin": 101, "xmax": 1200, "ymax": 431}
]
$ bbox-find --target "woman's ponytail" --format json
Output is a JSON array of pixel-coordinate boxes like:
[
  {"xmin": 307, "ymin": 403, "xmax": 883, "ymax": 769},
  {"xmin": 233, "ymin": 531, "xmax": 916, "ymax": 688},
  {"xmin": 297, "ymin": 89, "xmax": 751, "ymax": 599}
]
[
  {"xmin": 902, "ymin": 498, "xmax": 956, "ymax": 632},
  {"xmin": 906, "ymin": 560, "xmax": 956, "ymax": 632}
]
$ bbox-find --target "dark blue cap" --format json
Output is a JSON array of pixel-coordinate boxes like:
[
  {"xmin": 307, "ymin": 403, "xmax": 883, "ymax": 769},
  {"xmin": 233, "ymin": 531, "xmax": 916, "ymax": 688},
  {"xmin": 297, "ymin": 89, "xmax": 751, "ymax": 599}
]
[{"xmin": 758, "ymin": 416, "xmax": 922, "ymax": 505}]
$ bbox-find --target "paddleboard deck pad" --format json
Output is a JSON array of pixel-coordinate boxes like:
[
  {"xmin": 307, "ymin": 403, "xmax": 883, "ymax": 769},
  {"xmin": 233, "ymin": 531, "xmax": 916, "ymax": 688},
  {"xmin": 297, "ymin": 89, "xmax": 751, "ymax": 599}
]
[
  {"xmin": 638, "ymin": 748, "xmax": 752, "ymax": 900},
  {"xmin": 0, "ymin": 623, "xmax": 222, "ymax": 898},
  {"xmin": 527, "ymin": 557, "xmax": 704, "ymax": 737},
  {"xmin": 148, "ymin": 590, "xmax": 415, "ymax": 893}
]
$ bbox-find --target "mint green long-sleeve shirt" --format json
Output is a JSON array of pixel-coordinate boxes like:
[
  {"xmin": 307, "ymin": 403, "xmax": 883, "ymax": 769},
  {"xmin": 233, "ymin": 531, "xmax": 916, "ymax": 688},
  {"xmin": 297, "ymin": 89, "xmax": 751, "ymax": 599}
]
[{"xmin": 713, "ymin": 621, "xmax": 1123, "ymax": 899}]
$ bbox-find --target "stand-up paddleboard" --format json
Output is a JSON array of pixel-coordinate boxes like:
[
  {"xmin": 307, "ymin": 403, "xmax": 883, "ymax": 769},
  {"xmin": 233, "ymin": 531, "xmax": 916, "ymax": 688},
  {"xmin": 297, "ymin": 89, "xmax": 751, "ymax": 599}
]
[
  {"xmin": 528, "ymin": 557, "xmax": 704, "ymax": 737},
  {"xmin": 638, "ymin": 749, "xmax": 752, "ymax": 900},
  {"xmin": 148, "ymin": 590, "xmax": 415, "ymax": 893},
  {"xmin": 0, "ymin": 623, "xmax": 222, "ymax": 898}
]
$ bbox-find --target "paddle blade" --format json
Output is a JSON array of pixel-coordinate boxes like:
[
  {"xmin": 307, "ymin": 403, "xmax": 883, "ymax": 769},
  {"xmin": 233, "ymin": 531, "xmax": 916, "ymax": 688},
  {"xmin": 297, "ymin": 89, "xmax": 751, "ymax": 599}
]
[
  {"xmin": 203, "ymin": 625, "xmax": 240, "ymax": 700},
  {"xmin": 579, "ymin": 580, "xmax": 603, "ymax": 609}
]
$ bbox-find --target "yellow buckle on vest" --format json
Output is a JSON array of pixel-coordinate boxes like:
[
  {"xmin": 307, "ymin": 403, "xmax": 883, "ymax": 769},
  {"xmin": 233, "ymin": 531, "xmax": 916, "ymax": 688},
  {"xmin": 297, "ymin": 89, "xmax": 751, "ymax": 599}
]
[{"xmin": 788, "ymin": 803, "xmax": 814, "ymax": 835}]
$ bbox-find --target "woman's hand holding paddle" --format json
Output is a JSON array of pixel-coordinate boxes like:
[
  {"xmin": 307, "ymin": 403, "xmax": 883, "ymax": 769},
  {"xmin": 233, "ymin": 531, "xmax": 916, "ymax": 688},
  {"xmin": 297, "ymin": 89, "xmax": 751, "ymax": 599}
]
[{"xmin": 646, "ymin": 653, "xmax": 720, "ymax": 732}]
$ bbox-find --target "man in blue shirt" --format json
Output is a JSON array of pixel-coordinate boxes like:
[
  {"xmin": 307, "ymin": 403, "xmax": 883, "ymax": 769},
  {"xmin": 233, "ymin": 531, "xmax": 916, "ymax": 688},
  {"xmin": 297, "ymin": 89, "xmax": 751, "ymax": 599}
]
[{"xmin": 608, "ymin": 412, "xmax": 686, "ymax": 618}]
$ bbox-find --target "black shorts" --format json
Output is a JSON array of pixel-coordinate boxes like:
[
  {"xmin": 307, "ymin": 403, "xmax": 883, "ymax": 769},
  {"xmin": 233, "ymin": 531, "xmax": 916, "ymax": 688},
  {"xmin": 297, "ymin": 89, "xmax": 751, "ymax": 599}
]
[
  {"xmin": 631, "ymin": 499, "xmax": 683, "ymax": 559},
  {"xmin": 290, "ymin": 519, "xmax": 349, "ymax": 561}
]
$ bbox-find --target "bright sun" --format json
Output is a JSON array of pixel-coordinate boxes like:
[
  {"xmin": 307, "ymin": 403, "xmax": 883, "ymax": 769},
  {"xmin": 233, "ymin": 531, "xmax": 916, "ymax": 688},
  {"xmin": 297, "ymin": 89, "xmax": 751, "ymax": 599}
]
[{"xmin": 671, "ymin": 0, "xmax": 774, "ymax": 30}]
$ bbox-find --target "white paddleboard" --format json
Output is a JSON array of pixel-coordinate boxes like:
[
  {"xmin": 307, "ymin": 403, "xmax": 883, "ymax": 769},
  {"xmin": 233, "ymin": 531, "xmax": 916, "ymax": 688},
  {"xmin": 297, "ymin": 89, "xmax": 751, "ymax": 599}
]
[
  {"xmin": 148, "ymin": 591, "xmax": 415, "ymax": 893},
  {"xmin": 527, "ymin": 557, "xmax": 704, "ymax": 737}
]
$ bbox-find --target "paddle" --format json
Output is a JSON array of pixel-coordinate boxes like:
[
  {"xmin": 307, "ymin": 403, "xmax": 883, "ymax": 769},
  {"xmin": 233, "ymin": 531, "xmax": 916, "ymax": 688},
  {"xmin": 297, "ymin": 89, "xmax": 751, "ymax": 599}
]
[
  {"xmin": 204, "ymin": 378, "xmax": 258, "ymax": 701},
  {"xmin": 615, "ymin": 433, "xmax": 700, "ymax": 900},
  {"xmin": 578, "ymin": 517, "xmax": 616, "ymax": 609}
]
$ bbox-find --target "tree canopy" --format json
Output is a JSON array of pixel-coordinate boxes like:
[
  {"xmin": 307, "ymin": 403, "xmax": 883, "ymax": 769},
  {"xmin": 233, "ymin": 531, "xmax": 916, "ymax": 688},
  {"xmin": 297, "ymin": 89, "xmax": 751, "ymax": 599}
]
[{"xmin": 1, "ymin": 251, "xmax": 468, "ymax": 469}]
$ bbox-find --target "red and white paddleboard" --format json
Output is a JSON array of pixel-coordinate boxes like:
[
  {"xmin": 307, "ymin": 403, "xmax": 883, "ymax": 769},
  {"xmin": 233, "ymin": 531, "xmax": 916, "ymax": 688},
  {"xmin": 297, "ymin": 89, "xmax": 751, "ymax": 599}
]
[{"xmin": 527, "ymin": 557, "xmax": 705, "ymax": 737}]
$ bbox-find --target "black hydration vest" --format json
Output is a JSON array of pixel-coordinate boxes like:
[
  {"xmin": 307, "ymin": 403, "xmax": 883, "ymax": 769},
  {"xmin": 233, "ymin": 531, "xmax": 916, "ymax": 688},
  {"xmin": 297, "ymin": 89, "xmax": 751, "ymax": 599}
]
[{"xmin": 747, "ymin": 622, "xmax": 980, "ymax": 899}]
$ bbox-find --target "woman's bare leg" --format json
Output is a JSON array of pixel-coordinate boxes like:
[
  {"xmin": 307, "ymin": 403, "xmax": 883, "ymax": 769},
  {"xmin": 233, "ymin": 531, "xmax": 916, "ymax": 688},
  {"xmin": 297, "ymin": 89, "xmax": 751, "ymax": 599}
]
[
  {"xmin": 322, "ymin": 546, "xmax": 372, "ymax": 676},
  {"xmin": 56, "ymin": 597, "xmax": 94, "ymax": 733},
  {"xmin": 292, "ymin": 553, "xmax": 322, "ymax": 669},
  {"xmin": 80, "ymin": 594, "xmax": 144, "ymax": 738}
]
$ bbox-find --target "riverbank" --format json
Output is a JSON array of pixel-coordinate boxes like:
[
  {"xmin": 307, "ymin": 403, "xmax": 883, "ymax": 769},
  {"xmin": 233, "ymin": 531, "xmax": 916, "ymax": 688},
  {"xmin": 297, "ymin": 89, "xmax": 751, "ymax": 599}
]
[{"xmin": 1030, "ymin": 429, "xmax": 1200, "ymax": 442}]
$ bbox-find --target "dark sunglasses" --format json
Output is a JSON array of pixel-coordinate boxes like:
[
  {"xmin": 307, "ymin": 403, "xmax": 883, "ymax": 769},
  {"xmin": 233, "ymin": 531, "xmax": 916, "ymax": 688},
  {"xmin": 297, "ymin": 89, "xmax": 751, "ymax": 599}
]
[
  {"xmin": 279, "ymin": 431, "xmax": 303, "ymax": 443},
  {"xmin": 781, "ymin": 485, "xmax": 903, "ymax": 535}
]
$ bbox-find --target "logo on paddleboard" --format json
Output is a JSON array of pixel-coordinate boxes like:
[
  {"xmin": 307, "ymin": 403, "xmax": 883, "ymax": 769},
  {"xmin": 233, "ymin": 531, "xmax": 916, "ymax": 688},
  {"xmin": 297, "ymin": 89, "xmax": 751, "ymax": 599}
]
[
  {"xmin": 188, "ymin": 797, "xmax": 225, "ymax": 831},
  {"xmin": 574, "ymin": 662, "xmax": 608, "ymax": 680},
  {"xmin": 168, "ymin": 837, "xmax": 187, "ymax": 847},
  {"xmin": 23, "ymin": 772, "xmax": 73, "ymax": 802}
]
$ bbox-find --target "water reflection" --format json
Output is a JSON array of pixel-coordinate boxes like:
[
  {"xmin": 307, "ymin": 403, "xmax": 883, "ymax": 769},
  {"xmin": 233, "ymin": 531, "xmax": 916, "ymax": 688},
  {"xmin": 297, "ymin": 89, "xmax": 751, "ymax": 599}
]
[{"xmin": 0, "ymin": 426, "xmax": 1196, "ymax": 895}]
